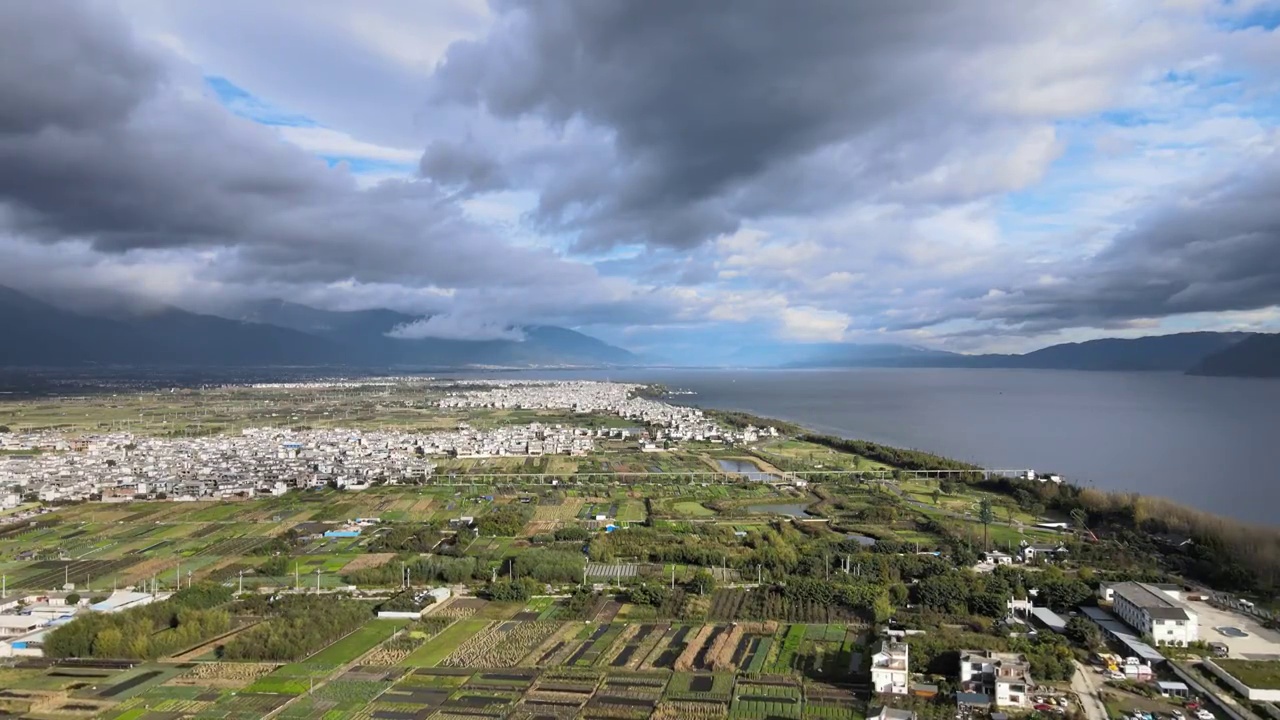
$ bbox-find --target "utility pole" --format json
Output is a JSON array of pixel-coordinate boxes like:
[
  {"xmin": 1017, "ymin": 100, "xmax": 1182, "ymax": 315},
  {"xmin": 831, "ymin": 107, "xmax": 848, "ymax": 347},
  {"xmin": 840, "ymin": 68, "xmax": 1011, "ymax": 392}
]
[{"xmin": 238, "ymin": 570, "xmax": 243, "ymax": 595}]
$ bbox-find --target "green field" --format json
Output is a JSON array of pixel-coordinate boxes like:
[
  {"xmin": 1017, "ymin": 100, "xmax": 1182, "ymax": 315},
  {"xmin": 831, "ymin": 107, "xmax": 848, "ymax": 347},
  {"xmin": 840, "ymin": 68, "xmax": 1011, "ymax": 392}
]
[
  {"xmin": 306, "ymin": 618, "xmax": 409, "ymax": 666},
  {"xmin": 400, "ymin": 619, "xmax": 489, "ymax": 667},
  {"xmin": 1215, "ymin": 659, "xmax": 1280, "ymax": 689}
]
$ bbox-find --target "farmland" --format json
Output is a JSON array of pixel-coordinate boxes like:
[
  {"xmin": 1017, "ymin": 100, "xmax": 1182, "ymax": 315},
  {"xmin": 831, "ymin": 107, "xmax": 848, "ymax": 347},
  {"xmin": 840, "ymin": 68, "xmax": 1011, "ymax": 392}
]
[{"xmin": 0, "ymin": 376, "xmax": 1155, "ymax": 720}]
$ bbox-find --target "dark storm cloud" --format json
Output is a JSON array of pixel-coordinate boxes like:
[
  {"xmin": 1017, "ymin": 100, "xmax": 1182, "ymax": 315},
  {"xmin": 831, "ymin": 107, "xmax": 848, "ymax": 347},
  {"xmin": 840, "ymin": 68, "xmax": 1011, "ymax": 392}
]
[
  {"xmin": 428, "ymin": 0, "xmax": 1088, "ymax": 249},
  {"xmin": 0, "ymin": 0, "xmax": 606, "ymax": 300},
  {"xmin": 419, "ymin": 139, "xmax": 508, "ymax": 195}
]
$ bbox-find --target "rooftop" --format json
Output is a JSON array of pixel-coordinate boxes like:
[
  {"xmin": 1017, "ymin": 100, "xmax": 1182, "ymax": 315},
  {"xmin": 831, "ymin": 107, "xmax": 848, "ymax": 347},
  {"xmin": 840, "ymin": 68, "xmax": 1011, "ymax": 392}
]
[{"xmin": 1111, "ymin": 582, "xmax": 1192, "ymax": 621}]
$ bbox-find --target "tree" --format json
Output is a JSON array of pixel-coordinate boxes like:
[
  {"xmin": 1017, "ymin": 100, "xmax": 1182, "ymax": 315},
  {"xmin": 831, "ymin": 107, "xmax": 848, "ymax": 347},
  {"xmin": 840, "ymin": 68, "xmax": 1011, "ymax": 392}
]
[
  {"xmin": 1065, "ymin": 615, "xmax": 1103, "ymax": 650},
  {"xmin": 931, "ymin": 489, "xmax": 942, "ymax": 506},
  {"xmin": 978, "ymin": 499, "xmax": 995, "ymax": 550},
  {"xmin": 64, "ymin": 593, "xmax": 81, "ymax": 606},
  {"xmin": 689, "ymin": 569, "xmax": 716, "ymax": 596},
  {"xmin": 627, "ymin": 583, "xmax": 671, "ymax": 606}
]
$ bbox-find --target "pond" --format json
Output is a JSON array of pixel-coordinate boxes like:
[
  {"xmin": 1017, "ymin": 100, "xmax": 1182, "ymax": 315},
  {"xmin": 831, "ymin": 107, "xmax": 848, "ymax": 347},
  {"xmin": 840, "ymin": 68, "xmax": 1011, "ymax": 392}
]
[
  {"xmin": 744, "ymin": 503, "xmax": 815, "ymax": 518},
  {"xmin": 716, "ymin": 458, "xmax": 765, "ymax": 474}
]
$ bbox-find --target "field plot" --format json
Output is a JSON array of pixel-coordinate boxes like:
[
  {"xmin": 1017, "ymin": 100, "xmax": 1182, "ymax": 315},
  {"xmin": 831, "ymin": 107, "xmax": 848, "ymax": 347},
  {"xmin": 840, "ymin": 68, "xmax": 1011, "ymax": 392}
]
[
  {"xmin": 665, "ymin": 672, "xmax": 735, "ymax": 702},
  {"xmin": 803, "ymin": 681, "xmax": 862, "ymax": 719},
  {"xmin": 401, "ymin": 618, "xmax": 489, "ymax": 667},
  {"xmin": 440, "ymin": 620, "xmax": 562, "ymax": 668},
  {"xmin": 731, "ymin": 677, "xmax": 803, "ymax": 719},
  {"xmin": 533, "ymin": 496, "xmax": 585, "ymax": 522},
  {"xmin": 305, "ymin": 618, "xmax": 408, "ymax": 666},
  {"xmin": 709, "ymin": 589, "xmax": 865, "ymax": 624},
  {"xmin": 587, "ymin": 561, "xmax": 639, "ymax": 579},
  {"xmin": 7, "ymin": 557, "xmax": 141, "ymax": 592},
  {"xmin": 788, "ymin": 625, "xmax": 857, "ymax": 679}
]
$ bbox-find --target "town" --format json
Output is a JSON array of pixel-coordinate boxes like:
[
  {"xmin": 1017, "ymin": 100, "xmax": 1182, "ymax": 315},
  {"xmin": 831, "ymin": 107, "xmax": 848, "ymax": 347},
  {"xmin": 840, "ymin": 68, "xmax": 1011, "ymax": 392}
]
[{"xmin": 0, "ymin": 381, "xmax": 773, "ymax": 507}]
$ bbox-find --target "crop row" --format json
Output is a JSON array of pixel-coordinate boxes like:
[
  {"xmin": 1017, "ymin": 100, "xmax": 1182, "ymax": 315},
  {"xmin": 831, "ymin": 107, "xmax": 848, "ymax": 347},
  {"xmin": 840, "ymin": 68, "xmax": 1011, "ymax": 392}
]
[{"xmin": 441, "ymin": 621, "xmax": 561, "ymax": 668}]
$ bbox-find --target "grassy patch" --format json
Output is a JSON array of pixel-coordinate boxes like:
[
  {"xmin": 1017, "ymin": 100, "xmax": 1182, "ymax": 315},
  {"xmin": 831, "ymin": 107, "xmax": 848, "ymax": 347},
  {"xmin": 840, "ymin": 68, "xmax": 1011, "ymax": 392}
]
[
  {"xmin": 306, "ymin": 618, "xmax": 408, "ymax": 666},
  {"xmin": 400, "ymin": 619, "xmax": 489, "ymax": 667},
  {"xmin": 672, "ymin": 501, "xmax": 716, "ymax": 517},
  {"xmin": 1215, "ymin": 659, "xmax": 1280, "ymax": 689}
]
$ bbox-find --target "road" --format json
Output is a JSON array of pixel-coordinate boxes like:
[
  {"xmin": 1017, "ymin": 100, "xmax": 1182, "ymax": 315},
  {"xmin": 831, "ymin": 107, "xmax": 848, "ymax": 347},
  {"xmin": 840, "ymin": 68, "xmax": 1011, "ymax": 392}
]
[{"xmin": 1072, "ymin": 661, "xmax": 1110, "ymax": 720}]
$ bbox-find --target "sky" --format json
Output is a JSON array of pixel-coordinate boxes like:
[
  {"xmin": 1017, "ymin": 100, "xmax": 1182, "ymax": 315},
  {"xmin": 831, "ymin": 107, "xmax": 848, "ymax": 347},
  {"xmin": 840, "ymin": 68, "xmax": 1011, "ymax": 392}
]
[{"xmin": 2, "ymin": 0, "xmax": 1280, "ymax": 360}]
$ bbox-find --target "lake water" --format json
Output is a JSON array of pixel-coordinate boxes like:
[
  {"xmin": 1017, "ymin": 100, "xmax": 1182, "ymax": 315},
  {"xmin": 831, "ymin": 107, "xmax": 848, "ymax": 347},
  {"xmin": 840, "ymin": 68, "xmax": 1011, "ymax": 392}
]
[
  {"xmin": 716, "ymin": 458, "xmax": 765, "ymax": 474},
  {"xmin": 745, "ymin": 503, "xmax": 815, "ymax": 518},
  {"xmin": 483, "ymin": 368, "xmax": 1280, "ymax": 526}
]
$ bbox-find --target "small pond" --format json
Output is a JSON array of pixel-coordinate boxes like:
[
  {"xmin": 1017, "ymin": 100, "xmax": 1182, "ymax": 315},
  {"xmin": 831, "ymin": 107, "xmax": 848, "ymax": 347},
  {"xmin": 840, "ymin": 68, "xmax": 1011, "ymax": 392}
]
[
  {"xmin": 716, "ymin": 458, "xmax": 764, "ymax": 474},
  {"xmin": 745, "ymin": 503, "xmax": 816, "ymax": 518}
]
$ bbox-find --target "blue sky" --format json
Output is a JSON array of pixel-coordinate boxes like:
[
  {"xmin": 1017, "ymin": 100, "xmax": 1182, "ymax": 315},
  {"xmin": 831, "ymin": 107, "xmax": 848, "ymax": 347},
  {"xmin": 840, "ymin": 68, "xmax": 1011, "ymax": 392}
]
[{"xmin": 2, "ymin": 1, "xmax": 1279, "ymax": 359}]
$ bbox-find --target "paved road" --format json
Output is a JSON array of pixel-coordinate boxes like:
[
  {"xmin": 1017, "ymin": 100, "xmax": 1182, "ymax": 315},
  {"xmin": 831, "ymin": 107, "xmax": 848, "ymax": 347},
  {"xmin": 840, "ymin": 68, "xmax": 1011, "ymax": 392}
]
[{"xmin": 1072, "ymin": 661, "xmax": 1110, "ymax": 720}]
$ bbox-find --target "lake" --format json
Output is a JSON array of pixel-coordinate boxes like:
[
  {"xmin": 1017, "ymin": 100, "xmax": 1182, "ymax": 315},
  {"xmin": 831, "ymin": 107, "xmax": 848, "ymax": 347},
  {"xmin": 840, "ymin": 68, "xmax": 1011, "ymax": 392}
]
[{"xmin": 484, "ymin": 367, "xmax": 1280, "ymax": 526}]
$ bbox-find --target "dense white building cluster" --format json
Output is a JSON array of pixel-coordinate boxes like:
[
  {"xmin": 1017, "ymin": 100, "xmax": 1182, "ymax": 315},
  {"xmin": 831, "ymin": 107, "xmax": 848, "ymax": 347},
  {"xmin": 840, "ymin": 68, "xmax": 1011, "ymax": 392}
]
[
  {"xmin": 0, "ymin": 381, "xmax": 774, "ymax": 505},
  {"xmin": 439, "ymin": 381, "xmax": 757, "ymax": 442},
  {"xmin": 0, "ymin": 428, "xmax": 439, "ymax": 504}
]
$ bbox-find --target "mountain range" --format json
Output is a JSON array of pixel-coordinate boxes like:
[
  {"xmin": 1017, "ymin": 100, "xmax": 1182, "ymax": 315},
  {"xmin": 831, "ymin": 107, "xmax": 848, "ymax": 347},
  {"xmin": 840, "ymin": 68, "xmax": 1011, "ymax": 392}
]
[
  {"xmin": 738, "ymin": 331, "xmax": 1278, "ymax": 377},
  {"xmin": 2, "ymin": 285, "xmax": 1277, "ymax": 376},
  {"xmin": 0, "ymin": 286, "xmax": 638, "ymax": 368}
]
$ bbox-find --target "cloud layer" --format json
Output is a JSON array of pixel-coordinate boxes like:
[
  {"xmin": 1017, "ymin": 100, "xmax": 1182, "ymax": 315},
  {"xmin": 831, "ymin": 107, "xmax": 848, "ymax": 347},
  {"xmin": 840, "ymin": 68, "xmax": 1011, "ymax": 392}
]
[{"xmin": 1, "ymin": 0, "xmax": 1279, "ymax": 354}]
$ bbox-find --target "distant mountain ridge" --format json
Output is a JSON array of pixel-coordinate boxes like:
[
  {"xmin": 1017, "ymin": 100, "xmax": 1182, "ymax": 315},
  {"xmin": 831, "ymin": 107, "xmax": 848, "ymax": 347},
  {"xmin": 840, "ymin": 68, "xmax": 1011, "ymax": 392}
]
[
  {"xmin": 1189, "ymin": 333, "xmax": 1280, "ymax": 378},
  {"xmin": 759, "ymin": 332, "xmax": 1257, "ymax": 375},
  {"xmin": 0, "ymin": 286, "xmax": 638, "ymax": 368}
]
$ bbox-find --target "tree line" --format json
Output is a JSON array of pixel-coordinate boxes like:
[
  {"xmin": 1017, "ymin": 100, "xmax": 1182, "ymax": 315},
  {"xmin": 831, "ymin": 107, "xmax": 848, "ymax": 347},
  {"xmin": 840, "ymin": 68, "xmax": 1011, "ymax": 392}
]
[
  {"xmin": 44, "ymin": 584, "xmax": 233, "ymax": 660},
  {"xmin": 220, "ymin": 595, "xmax": 370, "ymax": 661}
]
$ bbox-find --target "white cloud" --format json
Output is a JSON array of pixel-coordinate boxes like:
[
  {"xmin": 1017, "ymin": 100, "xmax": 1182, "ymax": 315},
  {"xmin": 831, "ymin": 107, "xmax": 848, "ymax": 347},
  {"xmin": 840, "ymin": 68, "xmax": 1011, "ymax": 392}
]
[
  {"xmin": 275, "ymin": 125, "xmax": 420, "ymax": 164},
  {"xmin": 387, "ymin": 315, "xmax": 525, "ymax": 342},
  {"xmin": 778, "ymin": 306, "xmax": 851, "ymax": 342}
]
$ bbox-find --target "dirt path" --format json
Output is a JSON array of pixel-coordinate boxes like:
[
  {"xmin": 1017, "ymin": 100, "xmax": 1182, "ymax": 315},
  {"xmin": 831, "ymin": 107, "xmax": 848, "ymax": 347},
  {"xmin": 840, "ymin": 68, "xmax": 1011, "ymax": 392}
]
[{"xmin": 1072, "ymin": 661, "xmax": 1109, "ymax": 720}]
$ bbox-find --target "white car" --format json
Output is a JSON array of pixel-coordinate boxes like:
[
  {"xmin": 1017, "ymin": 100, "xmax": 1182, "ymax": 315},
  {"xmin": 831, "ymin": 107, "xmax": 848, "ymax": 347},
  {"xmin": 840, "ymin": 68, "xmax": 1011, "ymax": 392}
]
[{"xmin": 1195, "ymin": 710, "xmax": 1215, "ymax": 720}]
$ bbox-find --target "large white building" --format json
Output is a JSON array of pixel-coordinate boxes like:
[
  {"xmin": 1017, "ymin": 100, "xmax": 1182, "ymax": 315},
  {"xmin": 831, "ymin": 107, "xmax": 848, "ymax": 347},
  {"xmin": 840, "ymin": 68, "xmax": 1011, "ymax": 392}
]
[
  {"xmin": 1108, "ymin": 582, "xmax": 1198, "ymax": 646},
  {"xmin": 871, "ymin": 640, "xmax": 910, "ymax": 695},
  {"xmin": 959, "ymin": 650, "xmax": 1034, "ymax": 708}
]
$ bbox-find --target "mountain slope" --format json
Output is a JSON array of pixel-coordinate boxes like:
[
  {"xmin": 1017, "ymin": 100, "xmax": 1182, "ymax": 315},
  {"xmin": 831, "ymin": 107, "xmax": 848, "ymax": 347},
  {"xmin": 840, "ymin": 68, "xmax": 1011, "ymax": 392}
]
[
  {"xmin": 0, "ymin": 287, "xmax": 638, "ymax": 368},
  {"xmin": 775, "ymin": 343, "xmax": 960, "ymax": 368},
  {"xmin": 0, "ymin": 286, "xmax": 158, "ymax": 365},
  {"xmin": 233, "ymin": 300, "xmax": 638, "ymax": 367},
  {"xmin": 763, "ymin": 332, "xmax": 1253, "ymax": 373},
  {"xmin": 1007, "ymin": 332, "xmax": 1251, "ymax": 371},
  {"xmin": 1188, "ymin": 333, "xmax": 1280, "ymax": 378}
]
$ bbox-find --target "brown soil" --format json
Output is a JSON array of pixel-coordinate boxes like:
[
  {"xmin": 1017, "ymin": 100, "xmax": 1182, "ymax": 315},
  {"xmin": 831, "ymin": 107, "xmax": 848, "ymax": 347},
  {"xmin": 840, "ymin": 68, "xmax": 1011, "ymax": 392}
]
[
  {"xmin": 706, "ymin": 624, "xmax": 742, "ymax": 672},
  {"xmin": 339, "ymin": 553, "xmax": 396, "ymax": 573},
  {"xmin": 117, "ymin": 556, "xmax": 184, "ymax": 585},
  {"xmin": 674, "ymin": 626, "xmax": 715, "ymax": 672}
]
